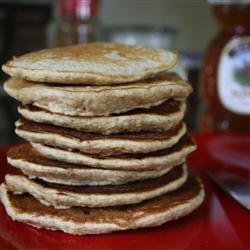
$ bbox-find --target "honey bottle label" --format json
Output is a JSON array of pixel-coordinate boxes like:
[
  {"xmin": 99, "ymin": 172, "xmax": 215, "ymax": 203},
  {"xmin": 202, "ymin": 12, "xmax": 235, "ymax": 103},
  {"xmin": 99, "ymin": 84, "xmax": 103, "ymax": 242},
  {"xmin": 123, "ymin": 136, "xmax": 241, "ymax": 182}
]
[{"xmin": 218, "ymin": 36, "xmax": 250, "ymax": 115}]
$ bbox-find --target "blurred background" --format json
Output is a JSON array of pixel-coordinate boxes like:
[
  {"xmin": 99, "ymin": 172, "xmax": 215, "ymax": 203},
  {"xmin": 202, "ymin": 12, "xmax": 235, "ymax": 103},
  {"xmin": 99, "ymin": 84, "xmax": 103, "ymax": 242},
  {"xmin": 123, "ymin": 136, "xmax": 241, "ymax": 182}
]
[{"xmin": 0, "ymin": 0, "xmax": 249, "ymax": 145}]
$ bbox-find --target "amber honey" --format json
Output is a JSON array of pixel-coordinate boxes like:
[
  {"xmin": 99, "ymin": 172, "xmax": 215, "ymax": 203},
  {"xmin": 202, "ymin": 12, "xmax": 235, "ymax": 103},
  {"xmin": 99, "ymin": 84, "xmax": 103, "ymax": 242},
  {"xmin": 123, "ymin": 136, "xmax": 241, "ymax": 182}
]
[{"xmin": 200, "ymin": 3, "xmax": 250, "ymax": 132}]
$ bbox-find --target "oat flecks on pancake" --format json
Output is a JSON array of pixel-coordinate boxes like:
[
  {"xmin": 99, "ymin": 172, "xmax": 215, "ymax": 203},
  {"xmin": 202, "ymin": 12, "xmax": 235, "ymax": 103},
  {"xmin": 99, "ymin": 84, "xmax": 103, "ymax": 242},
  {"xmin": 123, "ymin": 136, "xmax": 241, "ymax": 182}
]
[
  {"xmin": 0, "ymin": 174, "xmax": 204, "ymax": 235},
  {"xmin": 4, "ymin": 164, "xmax": 187, "ymax": 208},
  {"xmin": 2, "ymin": 42, "xmax": 177, "ymax": 85},
  {"xmin": 4, "ymin": 73, "xmax": 191, "ymax": 116}
]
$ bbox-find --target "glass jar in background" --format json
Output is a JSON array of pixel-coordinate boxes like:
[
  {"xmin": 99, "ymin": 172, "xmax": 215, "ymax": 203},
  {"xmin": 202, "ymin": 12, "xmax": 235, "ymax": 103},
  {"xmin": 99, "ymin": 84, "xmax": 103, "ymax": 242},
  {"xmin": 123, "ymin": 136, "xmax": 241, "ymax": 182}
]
[
  {"xmin": 200, "ymin": 1, "xmax": 250, "ymax": 133},
  {"xmin": 48, "ymin": 0, "xmax": 100, "ymax": 47},
  {"xmin": 105, "ymin": 26, "xmax": 177, "ymax": 49}
]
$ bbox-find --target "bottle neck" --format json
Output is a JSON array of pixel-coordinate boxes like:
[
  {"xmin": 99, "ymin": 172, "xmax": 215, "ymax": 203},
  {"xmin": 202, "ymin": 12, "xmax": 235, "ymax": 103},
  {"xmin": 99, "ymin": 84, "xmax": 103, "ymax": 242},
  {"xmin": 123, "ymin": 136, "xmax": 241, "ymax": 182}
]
[
  {"xmin": 220, "ymin": 25, "xmax": 250, "ymax": 35},
  {"xmin": 212, "ymin": 3, "xmax": 250, "ymax": 34}
]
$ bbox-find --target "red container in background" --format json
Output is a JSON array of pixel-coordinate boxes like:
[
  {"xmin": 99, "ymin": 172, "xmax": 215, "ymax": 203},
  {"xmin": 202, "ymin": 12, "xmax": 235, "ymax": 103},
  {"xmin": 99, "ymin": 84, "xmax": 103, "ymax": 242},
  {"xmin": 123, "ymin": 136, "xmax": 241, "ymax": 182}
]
[
  {"xmin": 48, "ymin": 0, "xmax": 99, "ymax": 47},
  {"xmin": 200, "ymin": 2, "xmax": 250, "ymax": 132},
  {"xmin": 59, "ymin": 0, "xmax": 98, "ymax": 20}
]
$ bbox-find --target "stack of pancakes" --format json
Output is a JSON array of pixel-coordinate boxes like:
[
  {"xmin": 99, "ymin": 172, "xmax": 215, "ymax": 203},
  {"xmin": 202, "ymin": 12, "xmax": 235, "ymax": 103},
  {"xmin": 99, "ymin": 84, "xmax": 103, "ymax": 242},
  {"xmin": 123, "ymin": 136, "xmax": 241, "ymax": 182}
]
[{"xmin": 1, "ymin": 43, "xmax": 204, "ymax": 235}]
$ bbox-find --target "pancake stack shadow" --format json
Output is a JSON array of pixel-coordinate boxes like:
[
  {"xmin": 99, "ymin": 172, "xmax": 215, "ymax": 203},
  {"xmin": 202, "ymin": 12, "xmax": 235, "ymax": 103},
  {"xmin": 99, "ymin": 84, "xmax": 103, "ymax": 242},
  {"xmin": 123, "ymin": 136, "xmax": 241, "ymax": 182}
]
[{"xmin": 0, "ymin": 42, "xmax": 204, "ymax": 235}]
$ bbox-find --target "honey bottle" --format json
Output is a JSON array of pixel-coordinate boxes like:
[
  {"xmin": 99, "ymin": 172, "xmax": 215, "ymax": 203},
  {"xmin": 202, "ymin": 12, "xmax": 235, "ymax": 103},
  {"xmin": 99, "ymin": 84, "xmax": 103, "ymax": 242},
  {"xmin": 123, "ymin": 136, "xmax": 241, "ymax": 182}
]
[{"xmin": 200, "ymin": 1, "xmax": 250, "ymax": 132}]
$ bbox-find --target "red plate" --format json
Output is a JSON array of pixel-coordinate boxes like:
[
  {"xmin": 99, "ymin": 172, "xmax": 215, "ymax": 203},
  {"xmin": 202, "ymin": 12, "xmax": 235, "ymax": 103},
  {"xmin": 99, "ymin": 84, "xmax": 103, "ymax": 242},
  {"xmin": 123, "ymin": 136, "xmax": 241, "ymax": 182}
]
[{"xmin": 0, "ymin": 134, "xmax": 249, "ymax": 250}]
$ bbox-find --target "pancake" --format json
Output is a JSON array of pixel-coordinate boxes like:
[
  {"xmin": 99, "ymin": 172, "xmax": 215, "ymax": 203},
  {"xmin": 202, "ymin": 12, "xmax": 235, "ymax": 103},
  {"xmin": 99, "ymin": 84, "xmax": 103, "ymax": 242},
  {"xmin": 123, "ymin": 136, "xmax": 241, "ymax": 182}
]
[
  {"xmin": 4, "ymin": 164, "xmax": 187, "ymax": 208},
  {"xmin": 2, "ymin": 42, "xmax": 177, "ymax": 85},
  {"xmin": 4, "ymin": 74, "xmax": 191, "ymax": 116},
  {"xmin": 16, "ymin": 119, "xmax": 186, "ymax": 156},
  {"xmin": 31, "ymin": 139, "xmax": 193, "ymax": 171},
  {"xmin": 0, "ymin": 173, "xmax": 204, "ymax": 234},
  {"xmin": 18, "ymin": 100, "xmax": 186, "ymax": 135},
  {"xmin": 7, "ymin": 144, "xmax": 180, "ymax": 186},
  {"xmin": 31, "ymin": 134, "xmax": 196, "ymax": 171}
]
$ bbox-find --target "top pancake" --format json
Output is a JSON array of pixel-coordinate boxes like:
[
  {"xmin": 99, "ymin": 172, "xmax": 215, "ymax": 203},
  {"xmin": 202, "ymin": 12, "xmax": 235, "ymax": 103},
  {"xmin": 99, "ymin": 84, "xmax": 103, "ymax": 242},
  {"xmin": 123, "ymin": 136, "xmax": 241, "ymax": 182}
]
[{"xmin": 2, "ymin": 42, "xmax": 177, "ymax": 85}]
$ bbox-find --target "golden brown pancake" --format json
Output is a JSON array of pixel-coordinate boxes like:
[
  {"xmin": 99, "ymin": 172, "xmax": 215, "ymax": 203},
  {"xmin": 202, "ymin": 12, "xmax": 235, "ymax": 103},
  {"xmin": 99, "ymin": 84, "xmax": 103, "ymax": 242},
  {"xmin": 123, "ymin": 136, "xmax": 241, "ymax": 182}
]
[
  {"xmin": 16, "ymin": 119, "xmax": 186, "ymax": 155},
  {"xmin": 31, "ymin": 134, "xmax": 196, "ymax": 170},
  {"xmin": 18, "ymin": 100, "xmax": 186, "ymax": 134},
  {"xmin": 2, "ymin": 42, "xmax": 177, "ymax": 85},
  {"xmin": 5, "ymin": 164, "xmax": 187, "ymax": 208},
  {"xmin": 7, "ymin": 143, "xmax": 183, "ymax": 186},
  {"xmin": 0, "ymin": 173, "xmax": 205, "ymax": 234},
  {"xmin": 4, "ymin": 74, "xmax": 191, "ymax": 116}
]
